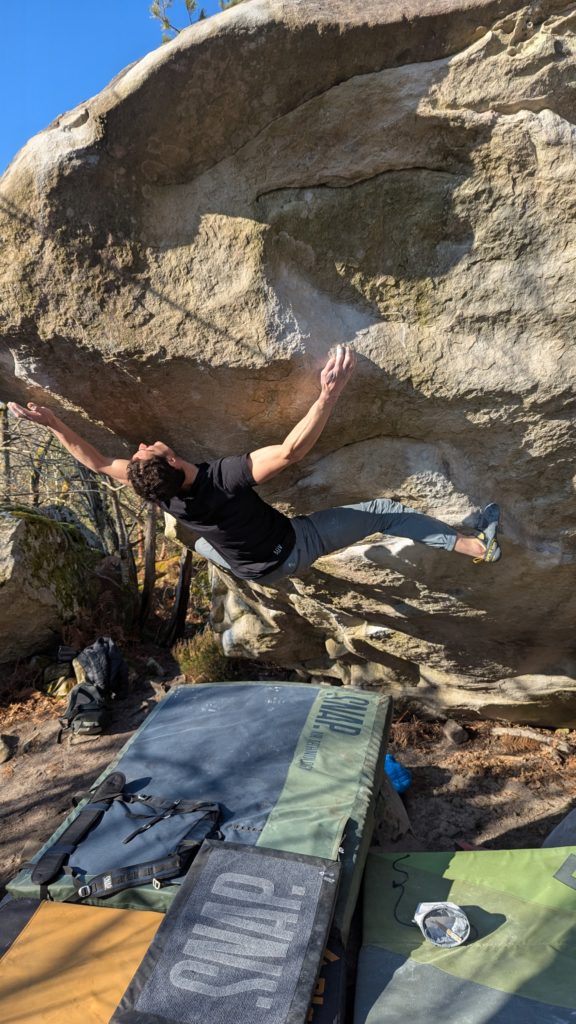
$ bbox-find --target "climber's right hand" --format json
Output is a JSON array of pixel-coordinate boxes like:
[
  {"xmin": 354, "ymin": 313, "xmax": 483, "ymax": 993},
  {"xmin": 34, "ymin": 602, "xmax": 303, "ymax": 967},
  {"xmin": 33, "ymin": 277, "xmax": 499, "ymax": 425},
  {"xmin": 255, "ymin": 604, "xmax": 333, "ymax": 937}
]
[{"xmin": 8, "ymin": 401, "xmax": 58, "ymax": 428}]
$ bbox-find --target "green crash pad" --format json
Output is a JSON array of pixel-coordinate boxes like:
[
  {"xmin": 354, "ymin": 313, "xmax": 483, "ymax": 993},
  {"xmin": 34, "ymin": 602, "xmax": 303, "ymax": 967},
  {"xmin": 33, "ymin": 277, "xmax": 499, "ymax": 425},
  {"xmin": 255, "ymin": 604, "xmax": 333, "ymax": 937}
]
[{"xmin": 354, "ymin": 846, "xmax": 576, "ymax": 1023}]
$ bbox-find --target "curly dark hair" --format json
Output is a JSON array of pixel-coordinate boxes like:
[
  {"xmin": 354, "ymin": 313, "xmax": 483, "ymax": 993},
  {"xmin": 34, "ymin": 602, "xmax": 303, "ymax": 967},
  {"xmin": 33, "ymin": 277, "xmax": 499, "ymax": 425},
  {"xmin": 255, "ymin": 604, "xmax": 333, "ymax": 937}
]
[{"xmin": 126, "ymin": 455, "xmax": 185, "ymax": 503}]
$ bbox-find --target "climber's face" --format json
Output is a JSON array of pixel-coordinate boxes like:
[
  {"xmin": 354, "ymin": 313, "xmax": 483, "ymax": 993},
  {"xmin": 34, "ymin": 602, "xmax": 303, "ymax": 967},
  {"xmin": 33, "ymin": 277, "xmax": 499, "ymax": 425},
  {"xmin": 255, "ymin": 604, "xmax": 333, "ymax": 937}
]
[{"xmin": 131, "ymin": 441, "xmax": 182, "ymax": 467}]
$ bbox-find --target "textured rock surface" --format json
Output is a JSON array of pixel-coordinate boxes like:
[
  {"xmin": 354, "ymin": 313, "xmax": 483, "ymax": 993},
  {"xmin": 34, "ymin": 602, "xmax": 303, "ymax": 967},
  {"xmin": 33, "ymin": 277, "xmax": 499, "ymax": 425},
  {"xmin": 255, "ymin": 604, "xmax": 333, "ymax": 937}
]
[
  {"xmin": 2, "ymin": 1, "xmax": 576, "ymax": 720},
  {"xmin": 0, "ymin": 511, "xmax": 102, "ymax": 664}
]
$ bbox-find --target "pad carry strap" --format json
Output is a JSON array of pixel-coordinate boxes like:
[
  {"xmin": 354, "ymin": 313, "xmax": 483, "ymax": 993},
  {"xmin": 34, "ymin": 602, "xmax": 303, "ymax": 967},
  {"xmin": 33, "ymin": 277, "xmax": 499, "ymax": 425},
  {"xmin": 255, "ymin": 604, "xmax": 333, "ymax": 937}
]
[
  {"xmin": 65, "ymin": 802, "xmax": 220, "ymax": 901},
  {"xmin": 30, "ymin": 772, "xmax": 126, "ymax": 887},
  {"xmin": 66, "ymin": 852, "xmax": 184, "ymax": 901},
  {"xmin": 121, "ymin": 797, "xmax": 220, "ymax": 844}
]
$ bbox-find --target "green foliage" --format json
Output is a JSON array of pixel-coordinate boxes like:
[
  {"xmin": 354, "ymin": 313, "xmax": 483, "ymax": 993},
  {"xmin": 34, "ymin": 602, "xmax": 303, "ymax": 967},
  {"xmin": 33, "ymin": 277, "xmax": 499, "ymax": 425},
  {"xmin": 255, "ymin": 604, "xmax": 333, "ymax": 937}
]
[
  {"xmin": 173, "ymin": 627, "xmax": 230, "ymax": 683},
  {"xmin": 0, "ymin": 504, "xmax": 88, "ymax": 548},
  {"xmin": 189, "ymin": 563, "xmax": 212, "ymax": 622},
  {"xmin": 149, "ymin": 0, "xmax": 244, "ymax": 41},
  {"xmin": 149, "ymin": 0, "xmax": 207, "ymax": 41}
]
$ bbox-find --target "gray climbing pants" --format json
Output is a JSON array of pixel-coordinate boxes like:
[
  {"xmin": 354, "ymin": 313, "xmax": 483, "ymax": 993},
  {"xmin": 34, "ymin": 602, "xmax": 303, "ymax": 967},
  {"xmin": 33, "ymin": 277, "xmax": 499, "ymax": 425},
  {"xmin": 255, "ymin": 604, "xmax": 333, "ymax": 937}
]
[{"xmin": 195, "ymin": 498, "xmax": 458, "ymax": 583}]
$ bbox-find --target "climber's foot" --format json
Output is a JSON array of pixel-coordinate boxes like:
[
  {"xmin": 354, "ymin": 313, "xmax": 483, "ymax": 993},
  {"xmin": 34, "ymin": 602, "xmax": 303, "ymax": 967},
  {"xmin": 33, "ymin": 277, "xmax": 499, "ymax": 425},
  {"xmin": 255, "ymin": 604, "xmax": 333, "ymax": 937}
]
[{"xmin": 473, "ymin": 503, "xmax": 501, "ymax": 563}]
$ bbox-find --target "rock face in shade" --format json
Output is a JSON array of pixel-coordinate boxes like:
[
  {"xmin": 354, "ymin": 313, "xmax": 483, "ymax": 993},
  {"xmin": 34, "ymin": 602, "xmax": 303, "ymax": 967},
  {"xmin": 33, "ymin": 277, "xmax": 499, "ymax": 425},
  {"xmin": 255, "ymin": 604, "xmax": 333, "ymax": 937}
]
[
  {"xmin": 2, "ymin": 1, "xmax": 576, "ymax": 722},
  {"xmin": 0, "ymin": 512, "xmax": 101, "ymax": 664}
]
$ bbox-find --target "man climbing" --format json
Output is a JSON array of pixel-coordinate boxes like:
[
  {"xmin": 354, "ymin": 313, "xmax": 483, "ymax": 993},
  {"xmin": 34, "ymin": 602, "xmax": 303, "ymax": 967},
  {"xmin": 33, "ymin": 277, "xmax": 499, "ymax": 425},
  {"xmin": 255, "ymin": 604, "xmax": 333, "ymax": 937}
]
[{"xmin": 8, "ymin": 345, "xmax": 500, "ymax": 583}]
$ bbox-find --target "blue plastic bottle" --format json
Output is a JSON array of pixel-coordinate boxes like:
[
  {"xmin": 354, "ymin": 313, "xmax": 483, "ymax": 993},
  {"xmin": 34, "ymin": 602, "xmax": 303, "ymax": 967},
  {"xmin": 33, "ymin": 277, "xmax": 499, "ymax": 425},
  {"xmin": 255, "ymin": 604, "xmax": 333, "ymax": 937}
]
[{"xmin": 384, "ymin": 753, "xmax": 412, "ymax": 793}]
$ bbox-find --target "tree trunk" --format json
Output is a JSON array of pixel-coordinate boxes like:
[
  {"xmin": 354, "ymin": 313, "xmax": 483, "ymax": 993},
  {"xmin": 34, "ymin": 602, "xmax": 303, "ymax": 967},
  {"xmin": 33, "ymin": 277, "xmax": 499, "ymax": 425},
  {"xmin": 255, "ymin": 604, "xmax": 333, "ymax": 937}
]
[
  {"xmin": 139, "ymin": 503, "xmax": 158, "ymax": 626},
  {"xmin": 0, "ymin": 403, "xmax": 11, "ymax": 501},
  {"xmin": 29, "ymin": 437, "xmax": 53, "ymax": 507},
  {"xmin": 161, "ymin": 548, "xmax": 195, "ymax": 646},
  {"xmin": 77, "ymin": 465, "xmax": 119, "ymax": 553},
  {"xmin": 109, "ymin": 485, "xmax": 140, "ymax": 623}
]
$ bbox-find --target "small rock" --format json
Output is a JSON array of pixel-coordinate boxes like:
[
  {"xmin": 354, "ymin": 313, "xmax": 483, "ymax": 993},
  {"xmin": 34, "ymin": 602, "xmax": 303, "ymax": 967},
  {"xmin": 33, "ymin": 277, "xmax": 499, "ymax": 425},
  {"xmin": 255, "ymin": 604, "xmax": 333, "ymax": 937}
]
[
  {"xmin": 29, "ymin": 654, "xmax": 52, "ymax": 672},
  {"xmin": 146, "ymin": 658, "xmax": 164, "ymax": 677},
  {"xmin": 446, "ymin": 773, "xmax": 471, "ymax": 794},
  {"xmin": 0, "ymin": 736, "xmax": 13, "ymax": 763},
  {"xmin": 372, "ymin": 776, "xmax": 425, "ymax": 851},
  {"xmin": 44, "ymin": 662, "xmax": 74, "ymax": 686},
  {"xmin": 149, "ymin": 680, "xmax": 173, "ymax": 698},
  {"xmin": 38, "ymin": 720, "xmax": 64, "ymax": 744},
  {"xmin": 20, "ymin": 731, "xmax": 39, "ymax": 754},
  {"xmin": 442, "ymin": 719, "xmax": 470, "ymax": 746}
]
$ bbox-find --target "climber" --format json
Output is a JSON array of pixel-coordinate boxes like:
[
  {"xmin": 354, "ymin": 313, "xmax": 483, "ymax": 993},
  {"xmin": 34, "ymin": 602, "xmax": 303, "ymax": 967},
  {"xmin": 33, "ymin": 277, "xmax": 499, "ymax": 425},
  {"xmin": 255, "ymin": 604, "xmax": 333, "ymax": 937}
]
[{"xmin": 8, "ymin": 345, "xmax": 500, "ymax": 583}]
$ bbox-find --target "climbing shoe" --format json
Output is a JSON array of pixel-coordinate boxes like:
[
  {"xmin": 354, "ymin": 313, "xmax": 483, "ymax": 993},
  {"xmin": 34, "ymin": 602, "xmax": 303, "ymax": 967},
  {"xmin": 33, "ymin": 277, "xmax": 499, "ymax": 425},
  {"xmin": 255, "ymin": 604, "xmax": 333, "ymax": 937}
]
[{"xmin": 474, "ymin": 503, "xmax": 501, "ymax": 563}]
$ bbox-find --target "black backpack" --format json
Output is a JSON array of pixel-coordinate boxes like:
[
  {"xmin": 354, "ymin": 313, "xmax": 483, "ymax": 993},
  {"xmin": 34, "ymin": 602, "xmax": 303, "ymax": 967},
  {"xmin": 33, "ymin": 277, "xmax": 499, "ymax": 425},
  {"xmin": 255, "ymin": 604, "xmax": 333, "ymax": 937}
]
[{"xmin": 60, "ymin": 637, "xmax": 127, "ymax": 736}]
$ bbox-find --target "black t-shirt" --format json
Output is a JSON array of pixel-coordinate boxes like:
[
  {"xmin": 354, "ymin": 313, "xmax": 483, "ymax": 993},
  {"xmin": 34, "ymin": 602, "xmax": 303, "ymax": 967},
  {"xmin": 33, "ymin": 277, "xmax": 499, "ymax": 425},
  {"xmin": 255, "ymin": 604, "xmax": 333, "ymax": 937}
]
[{"xmin": 161, "ymin": 455, "xmax": 295, "ymax": 580}]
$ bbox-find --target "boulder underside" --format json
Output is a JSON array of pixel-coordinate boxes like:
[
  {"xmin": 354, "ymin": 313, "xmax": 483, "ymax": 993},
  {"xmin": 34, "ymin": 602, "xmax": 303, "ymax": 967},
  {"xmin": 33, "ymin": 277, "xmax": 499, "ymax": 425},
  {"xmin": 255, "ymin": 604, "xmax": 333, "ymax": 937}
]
[{"xmin": 2, "ymin": 0, "xmax": 576, "ymax": 721}]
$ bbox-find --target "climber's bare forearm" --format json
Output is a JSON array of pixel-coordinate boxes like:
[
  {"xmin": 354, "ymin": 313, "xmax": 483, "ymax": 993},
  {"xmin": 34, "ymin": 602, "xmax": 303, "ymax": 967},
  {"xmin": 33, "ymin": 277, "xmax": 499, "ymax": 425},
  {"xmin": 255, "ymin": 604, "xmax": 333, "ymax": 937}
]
[
  {"xmin": 51, "ymin": 423, "xmax": 128, "ymax": 480},
  {"xmin": 8, "ymin": 401, "xmax": 129, "ymax": 482},
  {"xmin": 248, "ymin": 394, "xmax": 335, "ymax": 483},
  {"xmin": 249, "ymin": 345, "xmax": 356, "ymax": 484},
  {"xmin": 279, "ymin": 394, "xmax": 337, "ymax": 462}
]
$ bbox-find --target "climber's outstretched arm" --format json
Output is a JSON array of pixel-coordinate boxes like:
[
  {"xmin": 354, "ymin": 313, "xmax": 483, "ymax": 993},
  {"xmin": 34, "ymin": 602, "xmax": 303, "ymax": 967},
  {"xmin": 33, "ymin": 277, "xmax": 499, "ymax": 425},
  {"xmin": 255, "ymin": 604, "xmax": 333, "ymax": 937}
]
[
  {"xmin": 7, "ymin": 402, "xmax": 129, "ymax": 483},
  {"xmin": 248, "ymin": 344, "xmax": 356, "ymax": 484}
]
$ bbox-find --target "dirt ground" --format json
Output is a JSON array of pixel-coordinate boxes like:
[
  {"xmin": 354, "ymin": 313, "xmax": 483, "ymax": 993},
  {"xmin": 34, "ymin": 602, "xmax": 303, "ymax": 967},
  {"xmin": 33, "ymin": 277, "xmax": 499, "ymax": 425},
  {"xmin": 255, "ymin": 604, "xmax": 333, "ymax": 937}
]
[
  {"xmin": 379, "ymin": 714, "xmax": 576, "ymax": 851},
  {"xmin": 1, "ymin": 679, "xmax": 575, "ymax": 898},
  {"xmin": 0, "ymin": 681, "xmax": 158, "ymax": 896}
]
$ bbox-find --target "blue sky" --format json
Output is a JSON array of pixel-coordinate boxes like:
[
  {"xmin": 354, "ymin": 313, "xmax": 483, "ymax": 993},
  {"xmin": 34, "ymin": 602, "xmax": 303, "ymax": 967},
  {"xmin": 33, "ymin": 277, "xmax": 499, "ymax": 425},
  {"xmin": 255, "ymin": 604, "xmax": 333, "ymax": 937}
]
[{"xmin": 0, "ymin": 0, "xmax": 225, "ymax": 174}]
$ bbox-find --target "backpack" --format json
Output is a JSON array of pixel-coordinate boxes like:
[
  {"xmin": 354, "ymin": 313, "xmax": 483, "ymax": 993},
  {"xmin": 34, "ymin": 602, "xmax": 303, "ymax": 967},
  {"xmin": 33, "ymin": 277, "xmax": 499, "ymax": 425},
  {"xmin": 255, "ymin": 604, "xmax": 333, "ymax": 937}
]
[{"xmin": 60, "ymin": 637, "xmax": 127, "ymax": 736}]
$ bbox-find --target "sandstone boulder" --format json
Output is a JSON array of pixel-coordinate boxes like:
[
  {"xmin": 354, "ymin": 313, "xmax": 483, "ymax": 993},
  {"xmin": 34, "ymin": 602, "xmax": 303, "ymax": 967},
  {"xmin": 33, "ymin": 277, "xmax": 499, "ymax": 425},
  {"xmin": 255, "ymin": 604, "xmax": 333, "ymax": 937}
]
[
  {"xmin": 1, "ymin": 510, "xmax": 105, "ymax": 665},
  {"xmin": 2, "ymin": 1, "xmax": 576, "ymax": 721}
]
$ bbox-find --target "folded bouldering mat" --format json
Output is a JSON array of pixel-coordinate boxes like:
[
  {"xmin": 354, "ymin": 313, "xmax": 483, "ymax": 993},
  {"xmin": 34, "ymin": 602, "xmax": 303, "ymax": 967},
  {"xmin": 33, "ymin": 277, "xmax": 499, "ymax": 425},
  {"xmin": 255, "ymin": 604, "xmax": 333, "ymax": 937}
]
[
  {"xmin": 307, "ymin": 924, "xmax": 359, "ymax": 1024},
  {"xmin": 307, "ymin": 937, "xmax": 345, "ymax": 1024},
  {"xmin": 112, "ymin": 839, "xmax": 339, "ymax": 1024},
  {"xmin": 8, "ymin": 682, "xmax": 391, "ymax": 942},
  {"xmin": 0, "ymin": 897, "xmax": 161, "ymax": 1023},
  {"xmin": 354, "ymin": 846, "xmax": 576, "ymax": 1024},
  {"xmin": 0, "ymin": 895, "xmax": 39, "ymax": 956}
]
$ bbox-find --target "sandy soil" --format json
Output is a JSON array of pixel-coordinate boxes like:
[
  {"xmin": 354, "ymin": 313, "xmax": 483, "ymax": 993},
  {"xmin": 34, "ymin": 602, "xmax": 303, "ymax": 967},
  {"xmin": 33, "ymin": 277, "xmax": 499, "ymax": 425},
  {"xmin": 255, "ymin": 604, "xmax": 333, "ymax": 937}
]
[
  {"xmin": 1, "ymin": 686, "xmax": 575, "ymax": 898},
  {"xmin": 0, "ymin": 682, "xmax": 161, "ymax": 896},
  {"xmin": 377, "ymin": 715, "xmax": 576, "ymax": 851}
]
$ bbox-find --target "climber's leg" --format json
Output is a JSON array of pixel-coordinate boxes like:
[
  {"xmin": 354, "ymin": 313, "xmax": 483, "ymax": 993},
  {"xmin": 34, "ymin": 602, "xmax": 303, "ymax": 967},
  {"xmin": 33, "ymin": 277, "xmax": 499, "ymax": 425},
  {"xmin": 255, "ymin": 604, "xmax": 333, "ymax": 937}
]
[
  {"xmin": 305, "ymin": 498, "xmax": 456, "ymax": 554},
  {"xmin": 194, "ymin": 536, "xmax": 235, "ymax": 572},
  {"xmin": 196, "ymin": 501, "xmax": 501, "ymax": 585},
  {"xmin": 281, "ymin": 498, "xmax": 501, "ymax": 574}
]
